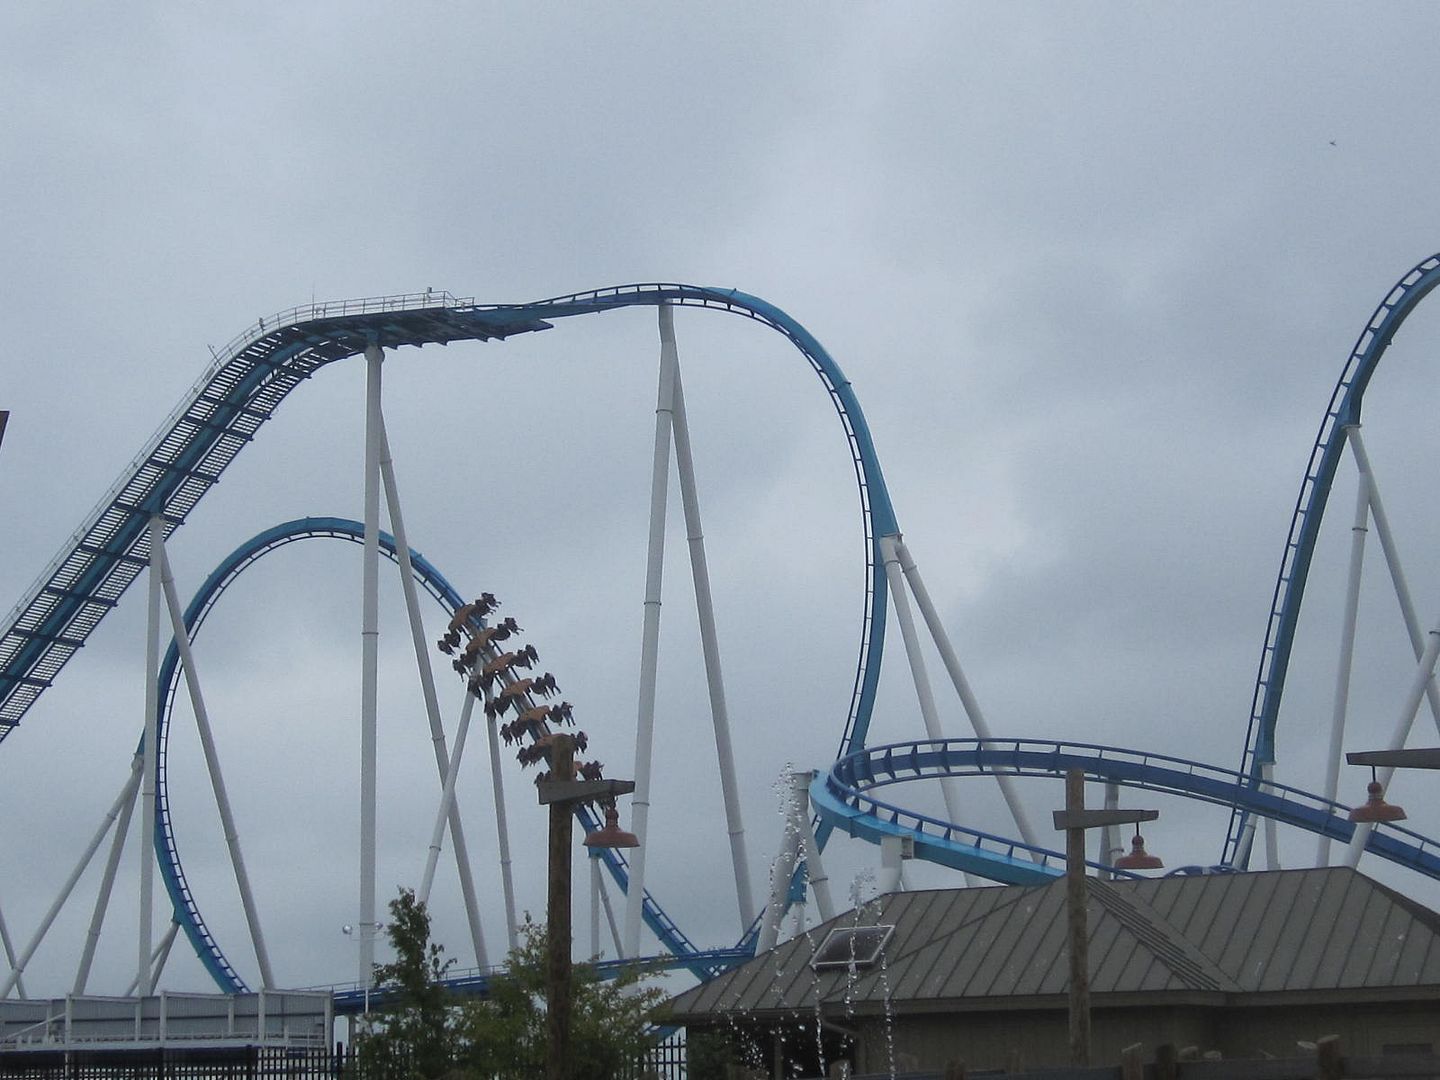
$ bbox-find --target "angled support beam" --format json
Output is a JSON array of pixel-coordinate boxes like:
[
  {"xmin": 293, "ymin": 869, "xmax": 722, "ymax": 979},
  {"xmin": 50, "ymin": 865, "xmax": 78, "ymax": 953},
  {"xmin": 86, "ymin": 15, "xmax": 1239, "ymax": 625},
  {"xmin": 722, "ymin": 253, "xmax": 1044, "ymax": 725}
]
[
  {"xmin": 3, "ymin": 761, "xmax": 143, "ymax": 998},
  {"xmin": 157, "ymin": 539, "xmax": 273, "ymax": 987},
  {"xmin": 895, "ymin": 537, "xmax": 1040, "ymax": 851},
  {"xmin": 623, "ymin": 304, "xmax": 678, "ymax": 960},
  {"xmin": 376, "ymin": 413, "xmax": 487, "ymax": 968},
  {"xmin": 74, "ymin": 755, "xmax": 142, "ymax": 994},
  {"xmin": 670, "ymin": 333, "xmax": 754, "ymax": 932}
]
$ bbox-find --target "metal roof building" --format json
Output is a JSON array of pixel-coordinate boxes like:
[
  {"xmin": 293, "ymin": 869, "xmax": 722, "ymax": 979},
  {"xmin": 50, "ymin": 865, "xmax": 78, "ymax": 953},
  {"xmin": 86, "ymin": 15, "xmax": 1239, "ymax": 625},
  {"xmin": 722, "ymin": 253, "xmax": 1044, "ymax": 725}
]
[{"xmin": 670, "ymin": 867, "xmax": 1440, "ymax": 1074}]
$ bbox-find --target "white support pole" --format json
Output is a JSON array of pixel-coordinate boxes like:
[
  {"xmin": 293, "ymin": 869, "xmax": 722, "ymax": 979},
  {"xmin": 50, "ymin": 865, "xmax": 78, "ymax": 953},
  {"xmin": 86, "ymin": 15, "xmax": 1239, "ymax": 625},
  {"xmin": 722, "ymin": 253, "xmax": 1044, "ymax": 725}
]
[
  {"xmin": 3, "ymin": 763, "xmax": 144, "ymax": 998},
  {"xmin": 377, "ymin": 416, "xmax": 487, "ymax": 968},
  {"xmin": 878, "ymin": 535, "xmax": 966, "ymax": 838},
  {"xmin": 1346, "ymin": 621, "xmax": 1440, "ymax": 867},
  {"xmin": 623, "ymin": 305, "xmax": 679, "ymax": 960},
  {"xmin": 878, "ymin": 836, "xmax": 904, "ymax": 894},
  {"xmin": 1262, "ymin": 763, "xmax": 1280, "ymax": 870},
  {"xmin": 157, "ymin": 541, "xmax": 274, "ymax": 987},
  {"xmin": 1099, "ymin": 782, "xmax": 1119, "ymax": 880},
  {"xmin": 894, "ymin": 537, "xmax": 1041, "ymax": 850},
  {"xmin": 359, "ymin": 343, "xmax": 383, "ymax": 986},
  {"xmin": 139, "ymin": 515, "xmax": 163, "ymax": 996},
  {"xmin": 483, "ymin": 688, "xmax": 520, "ymax": 954},
  {"xmin": 791, "ymin": 771, "xmax": 835, "ymax": 922},
  {"xmin": 670, "ymin": 350, "xmax": 756, "ymax": 932},
  {"xmin": 1319, "ymin": 432, "xmax": 1369, "ymax": 867},
  {"xmin": 0, "ymin": 887, "xmax": 24, "ymax": 998},
  {"xmin": 74, "ymin": 755, "xmax": 142, "ymax": 994},
  {"xmin": 757, "ymin": 818, "xmax": 802, "ymax": 954},
  {"xmin": 597, "ymin": 865, "xmax": 624, "ymax": 959},
  {"xmin": 589, "ymin": 854, "xmax": 601, "ymax": 960},
  {"xmin": 125, "ymin": 920, "xmax": 181, "ymax": 997},
  {"xmin": 418, "ymin": 689, "xmax": 476, "ymax": 908},
  {"xmin": 1348, "ymin": 429, "xmax": 1440, "ymax": 735}
]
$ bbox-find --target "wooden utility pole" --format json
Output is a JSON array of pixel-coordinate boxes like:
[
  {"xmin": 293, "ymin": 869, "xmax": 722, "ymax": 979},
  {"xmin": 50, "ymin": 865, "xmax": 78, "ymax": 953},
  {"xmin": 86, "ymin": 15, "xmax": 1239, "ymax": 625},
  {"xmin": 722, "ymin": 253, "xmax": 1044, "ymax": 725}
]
[
  {"xmin": 1052, "ymin": 768, "xmax": 1158, "ymax": 1067},
  {"xmin": 536, "ymin": 737, "xmax": 636, "ymax": 1080},
  {"xmin": 545, "ymin": 736, "xmax": 576, "ymax": 1080},
  {"xmin": 1064, "ymin": 769, "xmax": 1090, "ymax": 1066}
]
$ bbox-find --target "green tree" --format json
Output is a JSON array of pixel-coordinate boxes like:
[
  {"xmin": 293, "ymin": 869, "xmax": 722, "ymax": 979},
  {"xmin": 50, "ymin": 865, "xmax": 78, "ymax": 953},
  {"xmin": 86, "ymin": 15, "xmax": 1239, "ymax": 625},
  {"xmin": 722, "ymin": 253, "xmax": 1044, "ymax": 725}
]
[
  {"xmin": 353, "ymin": 890, "xmax": 667, "ymax": 1080},
  {"xmin": 456, "ymin": 914, "xmax": 668, "ymax": 1080},
  {"xmin": 353, "ymin": 888, "xmax": 459, "ymax": 1079}
]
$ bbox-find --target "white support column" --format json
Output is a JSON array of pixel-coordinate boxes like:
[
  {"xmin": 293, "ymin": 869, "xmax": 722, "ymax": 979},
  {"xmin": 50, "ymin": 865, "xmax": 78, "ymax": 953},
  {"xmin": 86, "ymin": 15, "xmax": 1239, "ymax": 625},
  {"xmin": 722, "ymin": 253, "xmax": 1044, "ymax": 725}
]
[
  {"xmin": 1319, "ymin": 432, "xmax": 1369, "ymax": 867},
  {"xmin": 894, "ymin": 538, "xmax": 1041, "ymax": 850},
  {"xmin": 791, "ymin": 771, "xmax": 834, "ymax": 922},
  {"xmin": 878, "ymin": 535, "xmax": 966, "ymax": 840},
  {"xmin": 125, "ymin": 920, "xmax": 181, "ymax": 997},
  {"xmin": 757, "ymin": 816, "xmax": 802, "ymax": 954},
  {"xmin": 1262, "ymin": 763, "xmax": 1280, "ymax": 870},
  {"xmin": 418, "ymin": 689, "xmax": 476, "ymax": 907},
  {"xmin": 377, "ymin": 415, "xmax": 487, "ymax": 967},
  {"xmin": 0, "ymin": 887, "xmax": 24, "ymax": 998},
  {"xmin": 1349, "ymin": 429, "xmax": 1440, "ymax": 735},
  {"xmin": 359, "ymin": 343, "xmax": 383, "ymax": 985},
  {"xmin": 4, "ymin": 763, "xmax": 143, "ymax": 998},
  {"xmin": 483, "ymin": 688, "xmax": 520, "ymax": 953},
  {"xmin": 670, "ymin": 348, "xmax": 755, "ymax": 932},
  {"xmin": 597, "ymin": 865, "xmax": 624, "ymax": 959},
  {"xmin": 139, "ymin": 515, "xmax": 163, "ymax": 996},
  {"xmin": 157, "ymin": 541, "xmax": 274, "ymax": 987},
  {"xmin": 623, "ymin": 305, "xmax": 679, "ymax": 960},
  {"xmin": 1346, "ymin": 620, "xmax": 1440, "ymax": 867},
  {"xmin": 878, "ymin": 836, "xmax": 904, "ymax": 894},
  {"xmin": 1099, "ymin": 782, "xmax": 1120, "ymax": 879},
  {"xmin": 589, "ymin": 854, "xmax": 601, "ymax": 960},
  {"xmin": 74, "ymin": 755, "xmax": 142, "ymax": 994}
]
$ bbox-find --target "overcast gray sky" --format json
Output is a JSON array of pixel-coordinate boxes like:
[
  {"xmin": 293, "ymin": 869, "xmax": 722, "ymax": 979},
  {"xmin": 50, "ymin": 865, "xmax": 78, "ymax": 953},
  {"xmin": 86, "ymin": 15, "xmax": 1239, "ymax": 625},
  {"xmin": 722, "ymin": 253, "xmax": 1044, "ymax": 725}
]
[{"xmin": 5, "ymin": 3, "xmax": 1440, "ymax": 997}]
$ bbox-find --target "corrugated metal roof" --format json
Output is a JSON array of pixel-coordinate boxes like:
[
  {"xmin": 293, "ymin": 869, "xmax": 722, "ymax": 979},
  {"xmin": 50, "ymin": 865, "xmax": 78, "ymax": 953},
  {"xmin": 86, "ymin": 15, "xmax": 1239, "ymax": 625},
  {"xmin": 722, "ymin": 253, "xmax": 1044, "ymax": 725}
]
[{"xmin": 669, "ymin": 866, "xmax": 1440, "ymax": 1022}]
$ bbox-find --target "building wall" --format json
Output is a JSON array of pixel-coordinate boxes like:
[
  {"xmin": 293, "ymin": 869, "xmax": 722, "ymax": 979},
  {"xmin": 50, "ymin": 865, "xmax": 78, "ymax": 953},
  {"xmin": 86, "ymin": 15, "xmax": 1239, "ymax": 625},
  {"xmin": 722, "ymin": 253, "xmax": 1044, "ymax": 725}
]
[
  {"xmin": 855, "ymin": 1007, "xmax": 1215, "ymax": 1073},
  {"xmin": 852, "ymin": 1001, "xmax": 1440, "ymax": 1072},
  {"xmin": 1214, "ymin": 1001, "xmax": 1439, "ymax": 1059}
]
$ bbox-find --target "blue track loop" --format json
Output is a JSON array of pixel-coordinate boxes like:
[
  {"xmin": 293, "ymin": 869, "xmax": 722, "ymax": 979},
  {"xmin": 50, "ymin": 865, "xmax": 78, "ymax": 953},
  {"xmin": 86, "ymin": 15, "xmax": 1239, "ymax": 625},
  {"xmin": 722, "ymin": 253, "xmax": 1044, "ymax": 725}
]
[
  {"xmin": 154, "ymin": 518, "xmax": 718, "ymax": 990},
  {"xmin": 819, "ymin": 739, "xmax": 1440, "ymax": 885},
  {"xmin": 1227, "ymin": 254, "xmax": 1440, "ymax": 867}
]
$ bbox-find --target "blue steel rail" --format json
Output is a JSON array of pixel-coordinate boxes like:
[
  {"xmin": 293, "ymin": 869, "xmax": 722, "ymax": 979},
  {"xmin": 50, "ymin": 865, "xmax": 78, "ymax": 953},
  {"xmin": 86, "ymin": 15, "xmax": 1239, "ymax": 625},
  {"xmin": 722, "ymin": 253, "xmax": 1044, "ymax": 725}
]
[
  {"xmin": 0, "ymin": 286, "xmax": 894, "ymax": 782},
  {"xmin": 1227, "ymin": 254, "xmax": 1440, "ymax": 867},
  {"xmin": 152, "ymin": 518, "xmax": 715, "ymax": 991},
  {"xmin": 818, "ymin": 739, "xmax": 1440, "ymax": 884},
  {"xmin": 329, "ymin": 948, "xmax": 754, "ymax": 1014}
]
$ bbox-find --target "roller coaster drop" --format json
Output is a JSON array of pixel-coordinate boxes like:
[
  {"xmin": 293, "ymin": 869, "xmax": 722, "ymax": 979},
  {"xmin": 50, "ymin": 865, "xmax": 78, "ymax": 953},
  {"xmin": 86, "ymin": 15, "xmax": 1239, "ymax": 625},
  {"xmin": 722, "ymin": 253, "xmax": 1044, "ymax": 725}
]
[{"xmin": 3, "ymin": 261, "xmax": 1440, "ymax": 1003}]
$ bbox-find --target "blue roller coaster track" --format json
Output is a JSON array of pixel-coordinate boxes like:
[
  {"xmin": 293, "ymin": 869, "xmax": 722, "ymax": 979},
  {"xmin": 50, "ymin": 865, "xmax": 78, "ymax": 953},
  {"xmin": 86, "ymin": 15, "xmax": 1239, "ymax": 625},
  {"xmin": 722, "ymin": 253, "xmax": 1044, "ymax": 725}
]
[
  {"xmin": 814, "ymin": 739, "xmax": 1440, "ymax": 886},
  {"xmin": 1226, "ymin": 253, "xmax": 1440, "ymax": 868},
  {"xmin": 0, "ymin": 286, "xmax": 899, "ymax": 991},
  {"xmin": 0, "ymin": 287, "xmax": 895, "ymax": 775},
  {"xmin": 11, "ymin": 257, "xmax": 1440, "ymax": 998},
  {"xmin": 154, "ymin": 517, "xmax": 754, "ymax": 990}
]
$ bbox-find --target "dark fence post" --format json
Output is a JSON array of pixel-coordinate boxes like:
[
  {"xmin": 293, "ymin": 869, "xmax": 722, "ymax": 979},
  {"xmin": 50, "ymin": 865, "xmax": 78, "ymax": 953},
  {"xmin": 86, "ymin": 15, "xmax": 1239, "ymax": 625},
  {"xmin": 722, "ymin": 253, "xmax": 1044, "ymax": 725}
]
[
  {"xmin": 1155, "ymin": 1042, "xmax": 1178, "ymax": 1080},
  {"xmin": 1120, "ymin": 1043, "xmax": 1144, "ymax": 1080},
  {"xmin": 1316, "ymin": 1036, "xmax": 1343, "ymax": 1080}
]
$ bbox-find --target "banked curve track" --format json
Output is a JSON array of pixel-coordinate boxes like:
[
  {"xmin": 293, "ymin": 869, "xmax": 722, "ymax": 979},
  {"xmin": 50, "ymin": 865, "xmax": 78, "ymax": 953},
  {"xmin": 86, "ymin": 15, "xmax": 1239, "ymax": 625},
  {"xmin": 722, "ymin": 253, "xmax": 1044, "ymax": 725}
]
[
  {"xmin": 0, "ymin": 285, "xmax": 897, "ymax": 775},
  {"xmin": 817, "ymin": 739, "xmax": 1440, "ymax": 885}
]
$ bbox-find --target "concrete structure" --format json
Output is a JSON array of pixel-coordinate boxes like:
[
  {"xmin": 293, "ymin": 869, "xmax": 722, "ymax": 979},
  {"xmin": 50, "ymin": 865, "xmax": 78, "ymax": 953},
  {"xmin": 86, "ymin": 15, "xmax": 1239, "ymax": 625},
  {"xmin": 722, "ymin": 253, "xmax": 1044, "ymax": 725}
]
[{"xmin": 669, "ymin": 867, "xmax": 1440, "ymax": 1075}]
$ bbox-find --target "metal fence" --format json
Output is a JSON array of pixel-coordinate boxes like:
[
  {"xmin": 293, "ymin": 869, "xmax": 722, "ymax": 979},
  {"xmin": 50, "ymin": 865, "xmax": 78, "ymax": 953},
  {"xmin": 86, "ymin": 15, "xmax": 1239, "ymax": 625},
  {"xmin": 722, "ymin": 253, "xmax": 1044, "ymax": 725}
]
[
  {"xmin": 0, "ymin": 1031, "xmax": 689, "ymax": 1080},
  {"xmin": 0, "ymin": 1045, "xmax": 340, "ymax": 1079}
]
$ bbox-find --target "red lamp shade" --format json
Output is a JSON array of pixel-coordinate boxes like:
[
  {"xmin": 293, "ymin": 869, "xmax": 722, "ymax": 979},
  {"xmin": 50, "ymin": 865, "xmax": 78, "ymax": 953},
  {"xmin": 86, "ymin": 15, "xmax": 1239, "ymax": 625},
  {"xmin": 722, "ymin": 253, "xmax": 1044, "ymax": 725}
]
[
  {"xmin": 1349, "ymin": 780, "xmax": 1407, "ymax": 824},
  {"xmin": 1113, "ymin": 833, "xmax": 1163, "ymax": 871}
]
